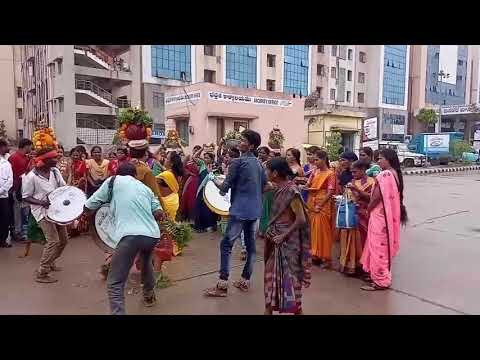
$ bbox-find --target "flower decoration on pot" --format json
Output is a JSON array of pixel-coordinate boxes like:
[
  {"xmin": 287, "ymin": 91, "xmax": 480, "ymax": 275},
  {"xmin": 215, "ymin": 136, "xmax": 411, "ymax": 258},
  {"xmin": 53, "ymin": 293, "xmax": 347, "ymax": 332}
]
[
  {"xmin": 116, "ymin": 107, "xmax": 153, "ymax": 144},
  {"xmin": 165, "ymin": 129, "xmax": 183, "ymax": 148},
  {"xmin": 32, "ymin": 127, "xmax": 58, "ymax": 151},
  {"xmin": 223, "ymin": 130, "xmax": 242, "ymax": 148},
  {"xmin": 268, "ymin": 126, "xmax": 285, "ymax": 149}
]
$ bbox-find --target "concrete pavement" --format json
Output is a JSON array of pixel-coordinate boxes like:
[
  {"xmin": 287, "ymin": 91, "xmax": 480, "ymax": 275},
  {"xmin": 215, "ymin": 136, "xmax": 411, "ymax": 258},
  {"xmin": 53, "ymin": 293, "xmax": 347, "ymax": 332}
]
[{"xmin": 0, "ymin": 171, "xmax": 479, "ymax": 315}]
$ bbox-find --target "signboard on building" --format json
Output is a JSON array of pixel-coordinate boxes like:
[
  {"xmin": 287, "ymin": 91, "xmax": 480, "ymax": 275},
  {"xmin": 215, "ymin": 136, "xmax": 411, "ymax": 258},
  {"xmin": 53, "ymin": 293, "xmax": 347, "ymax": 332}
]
[
  {"xmin": 474, "ymin": 129, "xmax": 480, "ymax": 141},
  {"xmin": 165, "ymin": 91, "xmax": 201, "ymax": 106},
  {"xmin": 440, "ymin": 104, "xmax": 480, "ymax": 116},
  {"xmin": 362, "ymin": 117, "xmax": 378, "ymax": 141},
  {"xmin": 425, "ymin": 134, "xmax": 450, "ymax": 152},
  {"xmin": 207, "ymin": 91, "xmax": 293, "ymax": 107},
  {"xmin": 362, "ymin": 140, "xmax": 379, "ymax": 150}
]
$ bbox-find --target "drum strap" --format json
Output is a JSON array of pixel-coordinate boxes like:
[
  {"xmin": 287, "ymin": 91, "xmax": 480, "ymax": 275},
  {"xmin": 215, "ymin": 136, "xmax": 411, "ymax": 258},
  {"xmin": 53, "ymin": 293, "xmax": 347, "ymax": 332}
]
[{"xmin": 107, "ymin": 176, "xmax": 116, "ymax": 203}]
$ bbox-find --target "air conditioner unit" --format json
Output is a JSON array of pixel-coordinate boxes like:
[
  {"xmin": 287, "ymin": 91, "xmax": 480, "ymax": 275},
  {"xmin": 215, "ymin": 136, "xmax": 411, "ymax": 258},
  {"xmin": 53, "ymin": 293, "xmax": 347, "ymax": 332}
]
[{"xmin": 216, "ymin": 56, "xmax": 221, "ymax": 64}]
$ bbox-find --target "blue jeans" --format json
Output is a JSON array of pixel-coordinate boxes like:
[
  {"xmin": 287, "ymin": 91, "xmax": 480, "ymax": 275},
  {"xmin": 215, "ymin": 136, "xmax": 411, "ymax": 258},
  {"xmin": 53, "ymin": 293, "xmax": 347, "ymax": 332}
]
[
  {"xmin": 219, "ymin": 216, "xmax": 257, "ymax": 281},
  {"xmin": 14, "ymin": 198, "xmax": 29, "ymax": 239}
]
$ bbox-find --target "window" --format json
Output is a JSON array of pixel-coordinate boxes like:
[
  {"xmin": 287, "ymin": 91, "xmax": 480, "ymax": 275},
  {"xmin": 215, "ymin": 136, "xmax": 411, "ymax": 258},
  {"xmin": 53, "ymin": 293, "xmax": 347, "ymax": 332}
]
[
  {"xmin": 234, "ymin": 121, "xmax": 249, "ymax": 131},
  {"xmin": 204, "ymin": 69, "xmax": 216, "ymax": 83},
  {"xmin": 266, "ymin": 79, "xmax": 275, "ymax": 91},
  {"xmin": 331, "ymin": 45, "xmax": 337, "ymax": 57},
  {"xmin": 317, "ymin": 45, "xmax": 324, "ymax": 53},
  {"xmin": 317, "ymin": 64, "xmax": 325, "ymax": 76},
  {"xmin": 16, "ymin": 87, "xmax": 22, "ymax": 98},
  {"xmin": 152, "ymin": 91, "xmax": 163, "ymax": 108},
  {"xmin": 359, "ymin": 51, "xmax": 367, "ymax": 63},
  {"xmin": 347, "ymin": 70, "xmax": 352, "ymax": 81},
  {"xmin": 331, "ymin": 66, "xmax": 336, "ymax": 79},
  {"xmin": 348, "ymin": 49, "xmax": 353, "ymax": 60},
  {"xmin": 267, "ymin": 54, "xmax": 276, "ymax": 68},
  {"xmin": 283, "ymin": 45, "xmax": 309, "ymax": 96},
  {"xmin": 456, "ymin": 75, "xmax": 463, "ymax": 81},
  {"xmin": 330, "ymin": 88, "xmax": 336, "ymax": 100},
  {"xmin": 346, "ymin": 91, "xmax": 351, "ymax": 102},
  {"xmin": 57, "ymin": 59, "xmax": 63, "ymax": 75},
  {"xmin": 382, "ymin": 45, "xmax": 407, "ymax": 105},
  {"xmin": 357, "ymin": 92, "xmax": 365, "ymax": 103},
  {"xmin": 339, "ymin": 45, "xmax": 347, "ymax": 60},
  {"xmin": 58, "ymin": 97, "xmax": 64, "ymax": 112},
  {"xmin": 151, "ymin": 45, "xmax": 191, "ymax": 81},
  {"xmin": 458, "ymin": 59, "xmax": 463, "ymax": 66},
  {"xmin": 17, "ymin": 108, "xmax": 23, "ymax": 119},
  {"xmin": 358, "ymin": 72, "xmax": 365, "ymax": 84},
  {"xmin": 50, "ymin": 63, "xmax": 56, "ymax": 78},
  {"xmin": 204, "ymin": 45, "xmax": 215, "ymax": 56},
  {"xmin": 176, "ymin": 119, "xmax": 189, "ymax": 146},
  {"xmin": 226, "ymin": 45, "xmax": 257, "ymax": 88},
  {"xmin": 316, "ymin": 87, "xmax": 323, "ymax": 98}
]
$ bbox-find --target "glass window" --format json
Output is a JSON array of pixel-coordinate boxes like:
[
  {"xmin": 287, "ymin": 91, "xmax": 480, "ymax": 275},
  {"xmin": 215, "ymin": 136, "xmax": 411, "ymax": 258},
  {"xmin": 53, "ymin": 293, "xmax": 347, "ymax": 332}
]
[
  {"xmin": 331, "ymin": 45, "xmax": 337, "ymax": 57},
  {"xmin": 331, "ymin": 66, "xmax": 336, "ymax": 79},
  {"xmin": 226, "ymin": 45, "xmax": 257, "ymax": 88},
  {"xmin": 283, "ymin": 45, "xmax": 309, "ymax": 96},
  {"xmin": 151, "ymin": 45, "xmax": 191, "ymax": 81},
  {"xmin": 346, "ymin": 91, "xmax": 351, "ymax": 102},
  {"xmin": 359, "ymin": 51, "xmax": 367, "ymax": 63},
  {"xmin": 330, "ymin": 88, "xmax": 336, "ymax": 100},
  {"xmin": 382, "ymin": 45, "xmax": 407, "ymax": 106},
  {"xmin": 358, "ymin": 72, "xmax": 365, "ymax": 84},
  {"xmin": 357, "ymin": 92, "xmax": 364, "ymax": 103},
  {"xmin": 347, "ymin": 70, "xmax": 352, "ymax": 81},
  {"xmin": 317, "ymin": 45, "xmax": 324, "ymax": 53},
  {"xmin": 348, "ymin": 49, "xmax": 353, "ymax": 60}
]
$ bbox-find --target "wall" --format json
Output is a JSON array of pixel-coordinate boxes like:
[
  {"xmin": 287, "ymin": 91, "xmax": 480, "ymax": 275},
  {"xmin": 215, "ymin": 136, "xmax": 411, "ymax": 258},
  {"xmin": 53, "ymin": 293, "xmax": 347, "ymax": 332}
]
[
  {"xmin": 258, "ymin": 45, "xmax": 283, "ymax": 92},
  {"xmin": 0, "ymin": 46, "xmax": 16, "ymax": 138},
  {"xmin": 164, "ymin": 82, "xmax": 306, "ymax": 152}
]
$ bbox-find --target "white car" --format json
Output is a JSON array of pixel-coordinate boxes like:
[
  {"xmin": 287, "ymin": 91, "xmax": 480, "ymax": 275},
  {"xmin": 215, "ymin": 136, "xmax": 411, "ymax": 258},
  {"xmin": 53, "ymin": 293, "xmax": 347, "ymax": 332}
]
[{"xmin": 379, "ymin": 142, "xmax": 426, "ymax": 167}]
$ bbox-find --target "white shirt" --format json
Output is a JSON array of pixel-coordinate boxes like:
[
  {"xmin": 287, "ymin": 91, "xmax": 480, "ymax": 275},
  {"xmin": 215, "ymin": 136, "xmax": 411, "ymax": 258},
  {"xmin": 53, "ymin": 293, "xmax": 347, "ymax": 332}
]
[
  {"xmin": 0, "ymin": 157, "xmax": 13, "ymax": 198},
  {"xmin": 22, "ymin": 167, "xmax": 66, "ymax": 222}
]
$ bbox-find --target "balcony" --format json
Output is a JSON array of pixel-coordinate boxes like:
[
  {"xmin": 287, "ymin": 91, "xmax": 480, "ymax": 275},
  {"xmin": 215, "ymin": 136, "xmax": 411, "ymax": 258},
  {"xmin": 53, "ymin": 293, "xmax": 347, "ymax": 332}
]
[
  {"xmin": 74, "ymin": 45, "xmax": 130, "ymax": 72},
  {"xmin": 75, "ymin": 79, "xmax": 117, "ymax": 108}
]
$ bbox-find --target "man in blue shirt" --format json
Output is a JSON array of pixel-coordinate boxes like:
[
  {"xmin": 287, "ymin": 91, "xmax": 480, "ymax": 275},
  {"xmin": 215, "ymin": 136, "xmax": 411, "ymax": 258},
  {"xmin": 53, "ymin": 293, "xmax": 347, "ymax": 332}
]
[
  {"xmin": 205, "ymin": 130, "xmax": 267, "ymax": 297},
  {"xmin": 84, "ymin": 162, "xmax": 165, "ymax": 315}
]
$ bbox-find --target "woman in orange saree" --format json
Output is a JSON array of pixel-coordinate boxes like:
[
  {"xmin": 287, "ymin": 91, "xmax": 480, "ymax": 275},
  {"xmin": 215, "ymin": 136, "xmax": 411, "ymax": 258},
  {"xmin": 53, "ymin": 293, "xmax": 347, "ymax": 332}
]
[
  {"xmin": 360, "ymin": 149, "xmax": 407, "ymax": 291},
  {"xmin": 304, "ymin": 149, "xmax": 335, "ymax": 268},
  {"xmin": 338, "ymin": 160, "xmax": 374, "ymax": 275}
]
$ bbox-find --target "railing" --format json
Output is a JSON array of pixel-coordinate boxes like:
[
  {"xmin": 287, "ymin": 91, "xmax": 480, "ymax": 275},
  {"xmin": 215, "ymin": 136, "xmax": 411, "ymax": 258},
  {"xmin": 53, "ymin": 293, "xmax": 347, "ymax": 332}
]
[
  {"xmin": 75, "ymin": 79, "xmax": 114, "ymax": 104},
  {"xmin": 74, "ymin": 45, "xmax": 130, "ymax": 72},
  {"xmin": 76, "ymin": 117, "xmax": 116, "ymax": 145}
]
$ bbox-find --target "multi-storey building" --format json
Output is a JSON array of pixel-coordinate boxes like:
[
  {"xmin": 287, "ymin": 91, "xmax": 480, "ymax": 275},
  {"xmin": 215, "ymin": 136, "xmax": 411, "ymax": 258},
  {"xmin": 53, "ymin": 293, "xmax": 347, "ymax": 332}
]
[
  {"xmin": 142, "ymin": 45, "xmax": 310, "ymax": 149},
  {"xmin": 408, "ymin": 45, "xmax": 479, "ymax": 142},
  {"xmin": 20, "ymin": 45, "xmax": 141, "ymax": 150},
  {"xmin": 0, "ymin": 45, "xmax": 23, "ymax": 140}
]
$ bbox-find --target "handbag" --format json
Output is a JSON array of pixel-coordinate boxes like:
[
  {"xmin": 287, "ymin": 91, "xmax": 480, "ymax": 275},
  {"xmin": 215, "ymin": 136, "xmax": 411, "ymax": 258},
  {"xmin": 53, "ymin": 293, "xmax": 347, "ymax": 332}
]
[{"xmin": 335, "ymin": 189, "xmax": 358, "ymax": 229}]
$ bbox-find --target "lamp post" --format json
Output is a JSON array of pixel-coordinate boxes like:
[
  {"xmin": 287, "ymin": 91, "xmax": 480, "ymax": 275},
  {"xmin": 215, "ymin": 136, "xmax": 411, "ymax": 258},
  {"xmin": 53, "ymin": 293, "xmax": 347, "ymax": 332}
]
[{"xmin": 437, "ymin": 70, "xmax": 450, "ymax": 133}]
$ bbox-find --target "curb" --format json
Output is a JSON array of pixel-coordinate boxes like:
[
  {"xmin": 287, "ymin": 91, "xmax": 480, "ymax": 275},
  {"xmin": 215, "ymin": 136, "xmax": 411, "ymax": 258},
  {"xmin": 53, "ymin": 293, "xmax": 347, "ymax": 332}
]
[{"xmin": 404, "ymin": 165, "xmax": 480, "ymax": 176}]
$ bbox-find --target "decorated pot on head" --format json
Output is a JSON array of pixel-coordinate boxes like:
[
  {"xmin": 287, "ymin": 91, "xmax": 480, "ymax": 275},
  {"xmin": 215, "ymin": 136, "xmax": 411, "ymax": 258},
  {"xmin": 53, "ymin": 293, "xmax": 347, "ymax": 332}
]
[
  {"xmin": 116, "ymin": 107, "xmax": 153, "ymax": 144},
  {"xmin": 164, "ymin": 129, "xmax": 182, "ymax": 149},
  {"xmin": 268, "ymin": 127, "xmax": 284, "ymax": 150}
]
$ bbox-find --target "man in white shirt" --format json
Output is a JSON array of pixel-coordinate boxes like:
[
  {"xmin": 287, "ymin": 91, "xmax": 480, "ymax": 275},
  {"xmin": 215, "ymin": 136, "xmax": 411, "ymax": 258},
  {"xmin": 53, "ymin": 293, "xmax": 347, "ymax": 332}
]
[
  {"xmin": 23, "ymin": 148, "xmax": 67, "ymax": 283},
  {"xmin": 0, "ymin": 140, "xmax": 13, "ymax": 248}
]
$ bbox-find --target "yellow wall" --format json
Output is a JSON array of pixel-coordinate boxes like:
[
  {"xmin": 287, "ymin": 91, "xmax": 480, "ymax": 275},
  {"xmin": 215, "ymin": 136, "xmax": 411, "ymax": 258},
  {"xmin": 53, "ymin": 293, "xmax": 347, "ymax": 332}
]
[{"xmin": 306, "ymin": 115, "xmax": 362, "ymax": 147}]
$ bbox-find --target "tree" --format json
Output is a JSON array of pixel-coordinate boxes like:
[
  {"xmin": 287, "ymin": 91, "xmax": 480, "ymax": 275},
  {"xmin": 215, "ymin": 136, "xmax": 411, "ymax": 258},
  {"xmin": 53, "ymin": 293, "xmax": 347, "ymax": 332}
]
[
  {"xmin": 325, "ymin": 131, "xmax": 342, "ymax": 161},
  {"xmin": 416, "ymin": 108, "xmax": 438, "ymax": 130},
  {"xmin": 452, "ymin": 139, "xmax": 474, "ymax": 161},
  {"xmin": 0, "ymin": 120, "xmax": 6, "ymax": 140}
]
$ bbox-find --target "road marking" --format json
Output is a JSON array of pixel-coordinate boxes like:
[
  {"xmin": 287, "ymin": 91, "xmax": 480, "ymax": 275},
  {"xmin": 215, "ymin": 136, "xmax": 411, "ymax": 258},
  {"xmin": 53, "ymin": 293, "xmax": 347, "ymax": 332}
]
[{"xmin": 410, "ymin": 210, "xmax": 470, "ymax": 228}]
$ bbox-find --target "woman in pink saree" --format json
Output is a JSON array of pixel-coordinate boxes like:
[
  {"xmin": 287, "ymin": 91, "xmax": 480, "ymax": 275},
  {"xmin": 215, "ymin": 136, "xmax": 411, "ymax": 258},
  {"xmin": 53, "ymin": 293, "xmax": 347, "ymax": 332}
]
[{"xmin": 360, "ymin": 148, "xmax": 408, "ymax": 291}]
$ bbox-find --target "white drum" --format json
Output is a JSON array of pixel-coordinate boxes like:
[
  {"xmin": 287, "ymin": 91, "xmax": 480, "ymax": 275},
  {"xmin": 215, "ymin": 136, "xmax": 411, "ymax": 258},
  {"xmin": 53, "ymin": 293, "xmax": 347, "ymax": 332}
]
[
  {"xmin": 203, "ymin": 175, "xmax": 231, "ymax": 216},
  {"xmin": 92, "ymin": 204, "xmax": 116, "ymax": 253},
  {"xmin": 46, "ymin": 186, "xmax": 86, "ymax": 225}
]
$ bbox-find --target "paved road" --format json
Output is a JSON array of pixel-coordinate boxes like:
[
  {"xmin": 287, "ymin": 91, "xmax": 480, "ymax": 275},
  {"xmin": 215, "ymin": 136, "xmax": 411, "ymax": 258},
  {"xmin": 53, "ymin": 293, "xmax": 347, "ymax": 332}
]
[{"xmin": 1, "ymin": 170, "xmax": 479, "ymax": 315}]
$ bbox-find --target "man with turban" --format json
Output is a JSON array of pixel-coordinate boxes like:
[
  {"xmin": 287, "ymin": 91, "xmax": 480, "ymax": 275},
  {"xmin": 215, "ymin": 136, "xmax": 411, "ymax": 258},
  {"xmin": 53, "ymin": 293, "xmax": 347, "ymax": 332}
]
[{"xmin": 23, "ymin": 148, "xmax": 67, "ymax": 283}]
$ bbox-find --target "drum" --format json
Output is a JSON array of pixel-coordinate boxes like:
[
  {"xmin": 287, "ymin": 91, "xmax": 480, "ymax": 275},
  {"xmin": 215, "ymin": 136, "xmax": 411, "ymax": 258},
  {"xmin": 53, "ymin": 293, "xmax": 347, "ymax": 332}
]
[
  {"xmin": 92, "ymin": 204, "xmax": 116, "ymax": 254},
  {"xmin": 203, "ymin": 175, "xmax": 231, "ymax": 216},
  {"xmin": 46, "ymin": 186, "xmax": 86, "ymax": 225}
]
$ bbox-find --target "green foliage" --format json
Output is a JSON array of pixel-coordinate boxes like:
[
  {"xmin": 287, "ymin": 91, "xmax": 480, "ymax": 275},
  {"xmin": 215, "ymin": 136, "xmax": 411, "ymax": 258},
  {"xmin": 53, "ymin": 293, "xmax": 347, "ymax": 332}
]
[
  {"xmin": 118, "ymin": 107, "xmax": 153, "ymax": 127},
  {"xmin": 452, "ymin": 140, "xmax": 474, "ymax": 160},
  {"xmin": 155, "ymin": 273, "xmax": 173, "ymax": 289},
  {"xmin": 162, "ymin": 220, "xmax": 193, "ymax": 251},
  {"xmin": 325, "ymin": 131, "xmax": 343, "ymax": 161},
  {"xmin": 416, "ymin": 108, "xmax": 438, "ymax": 126},
  {"xmin": 224, "ymin": 130, "xmax": 242, "ymax": 141},
  {"xmin": 0, "ymin": 120, "xmax": 6, "ymax": 139}
]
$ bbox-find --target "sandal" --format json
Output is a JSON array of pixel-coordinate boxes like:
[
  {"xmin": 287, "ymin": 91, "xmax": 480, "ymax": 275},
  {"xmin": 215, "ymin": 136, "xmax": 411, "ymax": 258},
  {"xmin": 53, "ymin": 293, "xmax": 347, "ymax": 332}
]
[
  {"xmin": 360, "ymin": 282, "xmax": 388, "ymax": 291},
  {"xmin": 35, "ymin": 274, "xmax": 58, "ymax": 283},
  {"xmin": 204, "ymin": 281, "xmax": 228, "ymax": 297},
  {"xmin": 233, "ymin": 279, "xmax": 250, "ymax": 292},
  {"xmin": 143, "ymin": 293, "xmax": 157, "ymax": 307}
]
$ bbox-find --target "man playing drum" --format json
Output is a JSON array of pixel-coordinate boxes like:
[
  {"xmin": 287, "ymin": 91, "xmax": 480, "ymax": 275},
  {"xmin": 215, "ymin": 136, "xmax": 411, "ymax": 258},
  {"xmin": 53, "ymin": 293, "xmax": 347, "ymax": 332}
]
[
  {"xmin": 84, "ymin": 163, "xmax": 166, "ymax": 315},
  {"xmin": 204, "ymin": 130, "xmax": 267, "ymax": 297},
  {"xmin": 22, "ymin": 148, "xmax": 67, "ymax": 283}
]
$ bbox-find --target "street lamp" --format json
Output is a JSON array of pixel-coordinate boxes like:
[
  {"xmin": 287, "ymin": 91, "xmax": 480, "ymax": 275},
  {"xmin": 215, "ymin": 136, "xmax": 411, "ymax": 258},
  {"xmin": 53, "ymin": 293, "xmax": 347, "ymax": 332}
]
[{"xmin": 437, "ymin": 70, "xmax": 450, "ymax": 133}]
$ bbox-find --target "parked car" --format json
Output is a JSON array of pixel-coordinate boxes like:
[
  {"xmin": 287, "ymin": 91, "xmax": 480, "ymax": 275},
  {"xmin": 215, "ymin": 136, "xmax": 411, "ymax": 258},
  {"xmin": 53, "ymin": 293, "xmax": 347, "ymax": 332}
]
[{"xmin": 379, "ymin": 141, "xmax": 426, "ymax": 167}]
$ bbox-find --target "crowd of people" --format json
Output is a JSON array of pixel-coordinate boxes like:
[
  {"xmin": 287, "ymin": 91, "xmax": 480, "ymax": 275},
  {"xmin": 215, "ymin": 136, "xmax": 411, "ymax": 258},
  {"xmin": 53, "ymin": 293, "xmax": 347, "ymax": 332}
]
[{"xmin": 0, "ymin": 129, "xmax": 407, "ymax": 314}]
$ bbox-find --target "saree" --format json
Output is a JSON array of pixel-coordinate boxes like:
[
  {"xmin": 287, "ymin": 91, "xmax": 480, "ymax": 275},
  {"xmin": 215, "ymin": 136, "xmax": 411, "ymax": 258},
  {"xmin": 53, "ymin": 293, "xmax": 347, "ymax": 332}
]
[
  {"xmin": 68, "ymin": 159, "xmax": 89, "ymax": 235},
  {"xmin": 157, "ymin": 170, "xmax": 180, "ymax": 221},
  {"xmin": 264, "ymin": 181, "xmax": 311, "ymax": 314},
  {"xmin": 338, "ymin": 176, "xmax": 374, "ymax": 274},
  {"xmin": 181, "ymin": 161, "xmax": 200, "ymax": 221},
  {"xmin": 86, "ymin": 159, "xmax": 109, "ymax": 197},
  {"xmin": 360, "ymin": 169, "xmax": 401, "ymax": 288},
  {"xmin": 302, "ymin": 163, "xmax": 316, "ymax": 202},
  {"xmin": 307, "ymin": 169, "xmax": 335, "ymax": 261}
]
